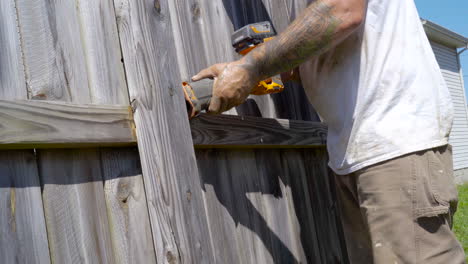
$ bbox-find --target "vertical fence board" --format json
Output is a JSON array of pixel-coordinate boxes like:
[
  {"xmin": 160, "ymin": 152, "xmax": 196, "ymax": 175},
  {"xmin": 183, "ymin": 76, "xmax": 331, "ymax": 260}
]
[
  {"xmin": 114, "ymin": 0, "xmax": 215, "ymax": 262},
  {"xmin": 15, "ymin": 0, "xmax": 90, "ymax": 102},
  {"xmin": 0, "ymin": 151, "xmax": 50, "ymax": 264},
  {"xmin": 222, "ymin": 150, "xmax": 298, "ymax": 263},
  {"xmin": 101, "ymin": 148, "xmax": 157, "ymax": 264},
  {"xmin": 302, "ymin": 149, "xmax": 348, "ymax": 263},
  {"xmin": 38, "ymin": 149, "xmax": 115, "ymax": 264},
  {"xmin": 0, "ymin": 0, "xmax": 27, "ymax": 99},
  {"xmin": 0, "ymin": 3, "xmax": 50, "ymax": 264},
  {"xmin": 195, "ymin": 150, "xmax": 244, "ymax": 264},
  {"xmin": 15, "ymin": 1, "xmax": 145, "ymax": 263},
  {"xmin": 253, "ymin": 149, "xmax": 309, "ymax": 263},
  {"xmin": 280, "ymin": 149, "xmax": 324, "ymax": 263},
  {"xmin": 75, "ymin": 0, "xmax": 129, "ymax": 104}
]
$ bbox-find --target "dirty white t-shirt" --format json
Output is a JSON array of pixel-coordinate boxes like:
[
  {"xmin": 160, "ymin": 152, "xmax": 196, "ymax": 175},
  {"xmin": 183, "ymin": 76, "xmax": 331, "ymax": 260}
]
[{"xmin": 299, "ymin": 0, "xmax": 453, "ymax": 175}]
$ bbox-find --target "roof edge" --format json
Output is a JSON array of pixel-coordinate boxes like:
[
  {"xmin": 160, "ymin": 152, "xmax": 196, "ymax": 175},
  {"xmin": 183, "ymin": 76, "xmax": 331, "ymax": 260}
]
[{"xmin": 422, "ymin": 19, "xmax": 468, "ymax": 49}]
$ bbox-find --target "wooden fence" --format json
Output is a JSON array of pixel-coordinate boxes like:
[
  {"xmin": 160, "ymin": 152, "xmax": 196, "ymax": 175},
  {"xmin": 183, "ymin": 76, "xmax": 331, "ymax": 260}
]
[{"xmin": 0, "ymin": 0, "xmax": 348, "ymax": 263}]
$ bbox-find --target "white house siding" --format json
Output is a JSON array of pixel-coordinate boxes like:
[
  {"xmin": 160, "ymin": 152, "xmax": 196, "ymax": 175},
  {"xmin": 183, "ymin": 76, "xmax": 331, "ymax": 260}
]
[{"xmin": 430, "ymin": 41, "xmax": 468, "ymax": 170}]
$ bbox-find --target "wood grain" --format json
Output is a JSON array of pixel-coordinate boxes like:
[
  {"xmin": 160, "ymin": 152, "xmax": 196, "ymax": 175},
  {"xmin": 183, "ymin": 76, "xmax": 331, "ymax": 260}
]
[
  {"xmin": 0, "ymin": 100, "xmax": 135, "ymax": 148},
  {"xmin": 15, "ymin": 0, "xmax": 90, "ymax": 102},
  {"xmin": 114, "ymin": 0, "xmax": 215, "ymax": 262},
  {"xmin": 0, "ymin": 150, "xmax": 51, "ymax": 264},
  {"xmin": 75, "ymin": 0, "xmax": 129, "ymax": 104},
  {"xmin": 195, "ymin": 148, "xmax": 345, "ymax": 263},
  {"xmin": 38, "ymin": 149, "xmax": 115, "ymax": 264},
  {"xmin": 15, "ymin": 1, "xmax": 140, "ymax": 263},
  {"xmin": 101, "ymin": 148, "xmax": 157, "ymax": 264},
  {"xmin": 4, "ymin": 1, "xmax": 346, "ymax": 263},
  {"xmin": 0, "ymin": 0, "xmax": 27, "ymax": 99},
  {"xmin": 301, "ymin": 149, "xmax": 349, "ymax": 263},
  {"xmin": 0, "ymin": 3, "xmax": 50, "ymax": 264},
  {"xmin": 191, "ymin": 114, "xmax": 327, "ymax": 148}
]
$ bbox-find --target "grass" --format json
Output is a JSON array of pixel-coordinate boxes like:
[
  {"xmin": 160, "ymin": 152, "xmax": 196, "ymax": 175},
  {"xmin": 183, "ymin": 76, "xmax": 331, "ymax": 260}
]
[{"xmin": 454, "ymin": 184, "xmax": 468, "ymax": 262}]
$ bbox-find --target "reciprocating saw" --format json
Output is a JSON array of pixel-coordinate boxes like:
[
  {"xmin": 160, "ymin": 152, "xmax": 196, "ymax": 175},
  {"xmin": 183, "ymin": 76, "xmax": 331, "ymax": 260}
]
[{"xmin": 183, "ymin": 21, "xmax": 284, "ymax": 119}]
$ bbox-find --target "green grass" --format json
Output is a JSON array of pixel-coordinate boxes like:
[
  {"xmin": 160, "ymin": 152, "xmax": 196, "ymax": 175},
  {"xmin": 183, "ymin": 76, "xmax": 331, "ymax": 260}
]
[{"xmin": 454, "ymin": 184, "xmax": 468, "ymax": 262}]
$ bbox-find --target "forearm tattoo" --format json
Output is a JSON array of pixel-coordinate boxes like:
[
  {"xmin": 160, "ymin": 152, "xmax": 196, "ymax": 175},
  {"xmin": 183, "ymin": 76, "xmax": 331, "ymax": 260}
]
[{"xmin": 244, "ymin": 1, "xmax": 342, "ymax": 79}]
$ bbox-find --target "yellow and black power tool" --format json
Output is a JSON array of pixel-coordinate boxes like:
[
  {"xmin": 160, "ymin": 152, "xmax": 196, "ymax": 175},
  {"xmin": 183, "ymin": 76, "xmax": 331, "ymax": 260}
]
[{"xmin": 183, "ymin": 21, "xmax": 284, "ymax": 119}]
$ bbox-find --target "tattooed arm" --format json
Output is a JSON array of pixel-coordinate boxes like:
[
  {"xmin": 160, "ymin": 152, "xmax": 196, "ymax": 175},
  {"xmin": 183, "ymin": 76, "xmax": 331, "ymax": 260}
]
[{"xmin": 192, "ymin": 0, "xmax": 367, "ymax": 114}]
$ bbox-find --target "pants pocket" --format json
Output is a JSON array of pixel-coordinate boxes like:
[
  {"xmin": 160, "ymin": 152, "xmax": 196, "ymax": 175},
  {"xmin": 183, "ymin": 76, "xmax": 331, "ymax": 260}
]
[{"xmin": 414, "ymin": 146, "xmax": 459, "ymax": 219}]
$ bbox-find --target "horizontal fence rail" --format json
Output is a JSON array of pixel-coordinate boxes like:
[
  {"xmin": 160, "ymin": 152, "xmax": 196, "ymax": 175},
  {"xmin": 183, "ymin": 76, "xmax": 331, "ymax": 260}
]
[
  {"xmin": 0, "ymin": 101, "xmax": 327, "ymax": 149},
  {"xmin": 0, "ymin": 100, "xmax": 136, "ymax": 149}
]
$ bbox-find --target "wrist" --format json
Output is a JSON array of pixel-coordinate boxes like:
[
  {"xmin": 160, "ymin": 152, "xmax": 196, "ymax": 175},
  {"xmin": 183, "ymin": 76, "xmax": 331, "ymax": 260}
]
[{"xmin": 239, "ymin": 56, "xmax": 263, "ymax": 82}]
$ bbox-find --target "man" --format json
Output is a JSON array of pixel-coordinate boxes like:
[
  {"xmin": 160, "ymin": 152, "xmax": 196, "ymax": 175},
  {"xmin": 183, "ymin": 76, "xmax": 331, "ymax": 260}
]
[{"xmin": 192, "ymin": 0, "xmax": 465, "ymax": 263}]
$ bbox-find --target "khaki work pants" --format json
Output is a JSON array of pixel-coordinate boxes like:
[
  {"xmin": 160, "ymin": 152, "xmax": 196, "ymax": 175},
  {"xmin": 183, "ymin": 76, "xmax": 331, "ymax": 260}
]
[{"xmin": 335, "ymin": 145, "xmax": 466, "ymax": 264}]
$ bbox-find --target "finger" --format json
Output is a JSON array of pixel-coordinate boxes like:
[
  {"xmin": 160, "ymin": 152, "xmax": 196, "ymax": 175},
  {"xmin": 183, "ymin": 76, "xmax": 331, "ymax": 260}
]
[
  {"xmin": 192, "ymin": 67, "xmax": 216, "ymax": 82},
  {"xmin": 207, "ymin": 96, "xmax": 222, "ymax": 115},
  {"xmin": 192, "ymin": 63, "xmax": 228, "ymax": 82},
  {"xmin": 218, "ymin": 99, "xmax": 231, "ymax": 114}
]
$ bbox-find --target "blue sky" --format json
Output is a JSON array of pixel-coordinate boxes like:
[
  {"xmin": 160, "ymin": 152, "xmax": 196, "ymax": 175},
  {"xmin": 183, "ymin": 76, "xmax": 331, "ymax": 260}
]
[{"xmin": 414, "ymin": 0, "xmax": 468, "ymax": 98}]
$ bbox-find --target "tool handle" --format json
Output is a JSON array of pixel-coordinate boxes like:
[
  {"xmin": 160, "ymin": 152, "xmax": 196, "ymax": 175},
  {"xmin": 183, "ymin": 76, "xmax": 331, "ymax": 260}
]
[{"xmin": 183, "ymin": 76, "xmax": 285, "ymax": 119}]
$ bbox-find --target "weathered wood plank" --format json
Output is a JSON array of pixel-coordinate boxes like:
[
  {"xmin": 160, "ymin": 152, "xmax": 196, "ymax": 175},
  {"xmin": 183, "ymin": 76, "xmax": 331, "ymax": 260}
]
[
  {"xmin": 0, "ymin": 0, "xmax": 27, "ymax": 99},
  {"xmin": 191, "ymin": 114, "xmax": 327, "ymax": 148},
  {"xmin": 253, "ymin": 149, "xmax": 311, "ymax": 263},
  {"xmin": 196, "ymin": 148, "xmax": 335, "ymax": 263},
  {"xmin": 18, "ymin": 1, "xmax": 140, "ymax": 261},
  {"xmin": 301, "ymin": 149, "xmax": 349, "ymax": 263},
  {"xmin": 279, "ymin": 149, "xmax": 324, "ymax": 263},
  {"xmin": 101, "ymin": 148, "xmax": 157, "ymax": 264},
  {"xmin": 195, "ymin": 149, "xmax": 243, "ymax": 263},
  {"xmin": 75, "ymin": 0, "xmax": 129, "ymax": 104},
  {"xmin": 1, "ymin": 100, "xmax": 326, "ymax": 149},
  {"xmin": 223, "ymin": 149, "xmax": 301, "ymax": 263},
  {"xmin": 114, "ymin": 0, "xmax": 215, "ymax": 262},
  {"xmin": 0, "ymin": 100, "xmax": 135, "ymax": 148},
  {"xmin": 38, "ymin": 149, "xmax": 115, "ymax": 264},
  {"xmin": 167, "ymin": 0, "xmax": 236, "ymax": 83},
  {"xmin": 0, "ymin": 150, "xmax": 51, "ymax": 264},
  {"xmin": 0, "ymin": 4, "xmax": 50, "ymax": 264},
  {"xmin": 15, "ymin": 0, "xmax": 90, "ymax": 102}
]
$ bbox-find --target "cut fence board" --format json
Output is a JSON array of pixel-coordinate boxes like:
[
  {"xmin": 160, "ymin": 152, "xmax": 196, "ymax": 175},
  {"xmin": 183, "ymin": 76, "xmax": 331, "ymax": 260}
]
[
  {"xmin": 101, "ymin": 148, "xmax": 157, "ymax": 264},
  {"xmin": 0, "ymin": 150, "xmax": 51, "ymax": 264},
  {"xmin": 38, "ymin": 149, "xmax": 115, "ymax": 264},
  {"xmin": 15, "ymin": 0, "xmax": 90, "ymax": 102},
  {"xmin": 191, "ymin": 114, "xmax": 327, "ymax": 148},
  {"xmin": 0, "ymin": 100, "xmax": 135, "ymax": 148},
  {"xmin": 75, "ymin": 0, "xmax": 129, "ymax": 104},
  {"xmin": 0, "ymin": 0, "xmax": 27, "ymax": 99},
  {"xmin": 114, "ymin": 0, "xmax": 215, "ymax": 262}
]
